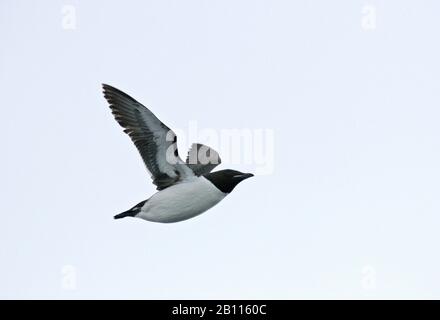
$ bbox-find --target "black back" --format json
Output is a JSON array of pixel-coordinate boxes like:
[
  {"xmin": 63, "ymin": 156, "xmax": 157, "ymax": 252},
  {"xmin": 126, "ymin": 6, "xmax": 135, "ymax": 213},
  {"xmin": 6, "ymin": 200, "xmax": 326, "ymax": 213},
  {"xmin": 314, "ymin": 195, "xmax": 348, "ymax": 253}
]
[{"xmin": 204, "ymin": 169, "xmax": 253, "ymax": 193}]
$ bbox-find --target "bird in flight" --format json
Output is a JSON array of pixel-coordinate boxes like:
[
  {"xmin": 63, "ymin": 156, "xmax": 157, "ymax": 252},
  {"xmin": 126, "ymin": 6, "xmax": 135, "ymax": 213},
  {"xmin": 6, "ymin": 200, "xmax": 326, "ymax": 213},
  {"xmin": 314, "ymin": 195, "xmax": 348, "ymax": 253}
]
[{"xmin": 102, "ymin": 84, "xmax": 254, "ymax": 223}]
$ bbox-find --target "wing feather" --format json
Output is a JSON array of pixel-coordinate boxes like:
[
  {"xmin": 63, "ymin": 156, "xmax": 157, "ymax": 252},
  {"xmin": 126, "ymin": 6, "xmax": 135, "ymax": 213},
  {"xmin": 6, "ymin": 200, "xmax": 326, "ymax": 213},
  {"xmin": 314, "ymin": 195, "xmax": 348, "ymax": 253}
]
[
  {"xmin": 102, "ymin": 84, "xmax": 194, "ymax": 190},
  {"xmin": 186, "ymin": 143, "xmax": 221, "ymax": 176}
]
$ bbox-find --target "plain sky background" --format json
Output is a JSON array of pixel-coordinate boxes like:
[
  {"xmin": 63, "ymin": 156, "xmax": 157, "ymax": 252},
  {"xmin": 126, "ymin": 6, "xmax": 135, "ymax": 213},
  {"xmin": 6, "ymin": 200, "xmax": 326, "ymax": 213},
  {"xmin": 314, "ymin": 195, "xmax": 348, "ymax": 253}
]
[{"xmin": 1, "ymin": 0, "xmax": 440, "ymax": 299}]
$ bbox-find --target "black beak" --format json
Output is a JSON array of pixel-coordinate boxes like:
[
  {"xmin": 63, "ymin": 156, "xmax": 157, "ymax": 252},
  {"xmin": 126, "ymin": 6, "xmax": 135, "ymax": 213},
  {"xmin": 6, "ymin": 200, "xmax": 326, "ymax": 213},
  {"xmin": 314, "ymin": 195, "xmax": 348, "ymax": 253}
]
[{"xmin": 240, "ymin": 173, "xmax": 254, "ymax": 180}]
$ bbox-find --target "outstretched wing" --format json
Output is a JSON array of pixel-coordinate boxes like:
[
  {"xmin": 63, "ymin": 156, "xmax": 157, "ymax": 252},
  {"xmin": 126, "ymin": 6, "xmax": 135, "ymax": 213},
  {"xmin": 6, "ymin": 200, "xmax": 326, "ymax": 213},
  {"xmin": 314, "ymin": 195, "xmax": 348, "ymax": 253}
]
[
  {"xmin": 186, "ymin": 143, "xmax": 221, "ymax": 176},
  {"xmin": 102, "ymin": 84, "xmax": 194, "ymax": 190}
]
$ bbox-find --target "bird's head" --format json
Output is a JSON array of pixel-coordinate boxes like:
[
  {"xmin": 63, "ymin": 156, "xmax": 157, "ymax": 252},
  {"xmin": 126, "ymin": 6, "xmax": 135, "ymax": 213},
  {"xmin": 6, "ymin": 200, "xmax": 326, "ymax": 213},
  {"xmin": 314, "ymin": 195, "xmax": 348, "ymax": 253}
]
[{"xmin": 204, "ymin": 169, "xmax": 254, "ymax": 193}]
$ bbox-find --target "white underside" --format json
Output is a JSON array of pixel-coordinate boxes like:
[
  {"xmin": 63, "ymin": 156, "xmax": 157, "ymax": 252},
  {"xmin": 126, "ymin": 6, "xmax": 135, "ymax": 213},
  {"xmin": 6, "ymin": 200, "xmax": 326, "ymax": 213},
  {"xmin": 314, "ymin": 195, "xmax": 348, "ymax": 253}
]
[{"xmin": 136, "ymin": 176, "xmax": 227, "ymax": 223}]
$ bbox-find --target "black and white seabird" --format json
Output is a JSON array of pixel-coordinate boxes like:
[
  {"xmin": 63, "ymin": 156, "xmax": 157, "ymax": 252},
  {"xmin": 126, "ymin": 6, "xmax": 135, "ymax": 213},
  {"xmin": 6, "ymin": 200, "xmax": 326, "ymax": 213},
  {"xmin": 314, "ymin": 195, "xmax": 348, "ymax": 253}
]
[{"xmin": 102, "ymin": 84, "xmax": 254, "ymax": 223}]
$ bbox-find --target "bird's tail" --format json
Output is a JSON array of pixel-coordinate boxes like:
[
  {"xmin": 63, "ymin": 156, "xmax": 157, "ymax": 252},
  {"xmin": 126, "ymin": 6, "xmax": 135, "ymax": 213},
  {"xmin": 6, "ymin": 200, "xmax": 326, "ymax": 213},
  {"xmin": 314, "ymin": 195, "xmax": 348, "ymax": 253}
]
[
  {"xmin": 114, "ymin": 199, "xmax": 148, "ymax": 220},
  {"xmin": 114, "ymin": 210, "xmax": 137, "ymax": 219}
]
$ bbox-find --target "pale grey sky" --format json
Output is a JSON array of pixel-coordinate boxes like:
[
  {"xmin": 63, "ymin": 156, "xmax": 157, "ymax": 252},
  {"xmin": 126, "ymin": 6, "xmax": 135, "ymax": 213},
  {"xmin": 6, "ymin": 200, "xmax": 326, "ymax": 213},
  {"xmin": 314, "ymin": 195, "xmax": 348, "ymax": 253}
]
[{"xmin": 1, "ymin": 0, "xmax": 440, "ymax": 299}]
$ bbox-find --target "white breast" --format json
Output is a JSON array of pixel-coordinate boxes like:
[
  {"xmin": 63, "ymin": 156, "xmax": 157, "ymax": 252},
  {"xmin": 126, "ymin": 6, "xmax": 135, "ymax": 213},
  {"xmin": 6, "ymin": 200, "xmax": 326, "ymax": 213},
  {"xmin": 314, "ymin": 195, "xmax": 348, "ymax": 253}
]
[{"xmin": 137, "ymin": 177, "xmax": 227, "ymax": 223}]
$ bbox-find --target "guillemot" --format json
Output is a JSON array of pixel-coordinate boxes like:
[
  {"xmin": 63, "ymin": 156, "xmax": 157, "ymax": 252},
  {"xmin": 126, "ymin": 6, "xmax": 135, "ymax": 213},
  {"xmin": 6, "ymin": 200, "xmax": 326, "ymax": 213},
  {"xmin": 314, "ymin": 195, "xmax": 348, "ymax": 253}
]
[{"xmin": 102, "ymin": 84, "xmax": 253, "ymax": 223}]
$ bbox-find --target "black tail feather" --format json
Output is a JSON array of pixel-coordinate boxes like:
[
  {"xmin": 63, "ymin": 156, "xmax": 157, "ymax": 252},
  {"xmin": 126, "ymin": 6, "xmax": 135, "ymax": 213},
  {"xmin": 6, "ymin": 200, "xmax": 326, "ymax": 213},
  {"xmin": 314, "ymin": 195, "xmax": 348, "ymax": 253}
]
[
  {"xmin": 114, "ymin": 210, "xmax": 137, "ymax": 219},
  {"xmin": 114, "ymin": 199, "xmax": 148, "ymax": 220}
]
